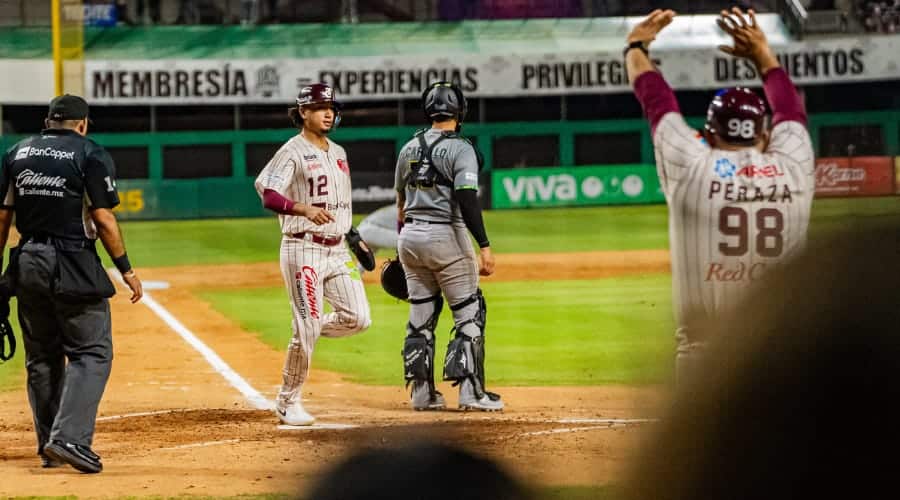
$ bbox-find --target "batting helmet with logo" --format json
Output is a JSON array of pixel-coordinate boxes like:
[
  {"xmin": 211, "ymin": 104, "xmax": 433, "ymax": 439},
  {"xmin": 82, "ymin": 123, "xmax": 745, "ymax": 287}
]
[
  {"xmin": 704, "ymin": 87, "xmax": 767, "ymax": 146},
  {"xmin": 293, "ymin": 83, "xmax": 342, "ymax": 129},
  {"xmin": 422, "ymin": 81, "xmax": 467, "ymax": 126}
]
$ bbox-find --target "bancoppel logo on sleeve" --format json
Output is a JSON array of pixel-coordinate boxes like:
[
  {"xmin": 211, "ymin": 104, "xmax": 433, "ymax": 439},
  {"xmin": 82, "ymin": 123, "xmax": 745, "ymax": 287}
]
[{"xmin": 13, "ymin": 146, "xmax": 75, "ymax": 162}]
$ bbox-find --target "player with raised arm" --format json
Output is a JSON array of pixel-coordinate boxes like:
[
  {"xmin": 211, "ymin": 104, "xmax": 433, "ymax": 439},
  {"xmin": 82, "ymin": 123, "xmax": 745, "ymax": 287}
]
[{"xmin": 626, "ymin": 8, "xmax": 815, "ymax": 383}]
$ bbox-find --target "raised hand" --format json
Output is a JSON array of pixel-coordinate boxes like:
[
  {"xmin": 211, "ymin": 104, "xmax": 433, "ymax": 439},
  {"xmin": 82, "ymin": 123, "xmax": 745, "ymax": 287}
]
[
  {"xmin": 627, "ymin": 9, "xmax": 676, "ymax": 45},
  {"xmin": 717, "ymin": 7, "xmax": 778, "ymax": 73}
]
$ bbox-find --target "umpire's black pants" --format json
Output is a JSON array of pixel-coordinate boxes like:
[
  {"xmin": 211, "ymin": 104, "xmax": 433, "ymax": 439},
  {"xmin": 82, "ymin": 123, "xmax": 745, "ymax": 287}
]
[{"xmin": 17, "ymin": 241, "xmax": 113, "ymax": 455}]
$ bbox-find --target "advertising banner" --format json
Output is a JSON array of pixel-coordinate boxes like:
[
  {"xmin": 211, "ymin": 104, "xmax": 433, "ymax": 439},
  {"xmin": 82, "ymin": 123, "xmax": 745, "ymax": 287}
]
[
  {"xmin": 491, "ymin": 164, "xmax": 663, "ymax": 209},
  {"xmin": 80, "ymin": 35, "xmax": 900, "ymax": 104},
  {"xmin": 814, "ymin": 156, "xmax": 895, "ymax": 198},
  {"xmin": 83, "ymin": 3, "xmax": 118, "ymax": 27}
]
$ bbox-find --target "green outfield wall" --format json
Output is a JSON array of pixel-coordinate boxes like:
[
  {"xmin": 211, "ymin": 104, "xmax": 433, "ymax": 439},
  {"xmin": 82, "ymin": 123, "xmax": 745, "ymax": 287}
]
[{"xmin": 1, "ymin": 111, "xmax": 897, "ymax": 219}]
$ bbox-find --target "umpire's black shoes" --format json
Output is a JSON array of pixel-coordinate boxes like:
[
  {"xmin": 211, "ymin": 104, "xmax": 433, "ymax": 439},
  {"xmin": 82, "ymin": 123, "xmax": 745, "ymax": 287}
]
[
  {"xmin": 39, "ymin": 452, "xmax": 63, "ymax": 468},
  {"xmin": 44, "ymin": 440, "xmax": 103, "ymax": 473}
]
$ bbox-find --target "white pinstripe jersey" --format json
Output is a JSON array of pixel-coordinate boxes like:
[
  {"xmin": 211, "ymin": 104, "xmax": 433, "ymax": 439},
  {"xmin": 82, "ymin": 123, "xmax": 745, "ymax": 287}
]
[
  {"xmin": 254, "ymin": 134, "xmax": 353, "ymax": 236},
  {"xmin": 654, "ymin": 113, "xmax": 815, "ymax": 327}
]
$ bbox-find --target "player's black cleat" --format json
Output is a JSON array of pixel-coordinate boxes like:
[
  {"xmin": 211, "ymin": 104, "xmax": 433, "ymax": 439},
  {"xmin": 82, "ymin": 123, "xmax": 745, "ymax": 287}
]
[{"xmin": 44, "ymin": 440, "xmax": 103, "ymax": 473}]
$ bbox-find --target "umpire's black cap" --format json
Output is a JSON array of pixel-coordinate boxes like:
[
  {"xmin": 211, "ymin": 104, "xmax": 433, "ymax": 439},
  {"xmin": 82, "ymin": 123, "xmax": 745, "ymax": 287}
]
[{"xmin": 47, "ymin": 94, "xmax": 90, "ymax": 121}]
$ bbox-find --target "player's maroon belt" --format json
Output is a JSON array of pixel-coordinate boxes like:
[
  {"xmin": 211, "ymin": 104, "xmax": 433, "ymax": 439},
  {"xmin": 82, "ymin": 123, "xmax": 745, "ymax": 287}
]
[{"xmin": 291, "ymin": 232, "xmax": 343, "ymax": 246}]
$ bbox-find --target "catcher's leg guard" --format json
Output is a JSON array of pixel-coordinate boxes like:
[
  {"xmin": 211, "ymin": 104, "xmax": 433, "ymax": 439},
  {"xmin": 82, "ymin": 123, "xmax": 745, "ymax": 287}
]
[
  {"xmin": 402, "ymin": 293, "xmax": 445, "ymax": 410},
  {"xmin": 443, "ymin": 290, "xmax": 502, "ymax": 410}
]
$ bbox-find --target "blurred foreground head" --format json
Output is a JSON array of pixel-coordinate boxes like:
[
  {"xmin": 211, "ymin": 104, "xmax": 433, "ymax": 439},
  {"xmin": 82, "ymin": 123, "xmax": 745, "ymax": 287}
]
[
  {"xmin": 626, "ymin": 215, "xmax": 900, "ymax": 500},
  {"xmin": 307, "ymin": 441, "xmax": 532, "ymax": 500}
]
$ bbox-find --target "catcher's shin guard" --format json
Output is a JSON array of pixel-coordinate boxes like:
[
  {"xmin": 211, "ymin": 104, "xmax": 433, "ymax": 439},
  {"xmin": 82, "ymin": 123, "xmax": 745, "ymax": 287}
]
[
  {"xmin": 401, "ymin": 293, "xmax": 443, "ymax": 400},
  {"xmin": 443, "ymin": 289, "xmax": 498, "ymax": 401},
  {"xmin": 403, "ymin": 333, "xmax": 435, "ymax": 383}
]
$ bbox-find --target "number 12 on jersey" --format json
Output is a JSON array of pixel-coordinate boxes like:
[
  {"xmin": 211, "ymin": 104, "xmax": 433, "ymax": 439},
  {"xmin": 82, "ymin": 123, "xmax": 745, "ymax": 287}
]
[
  {"xmin": 307, "ymin": 175, "xmax": 329, "ymax": 197},
  {"xmin": 718, "ymin": 207, "xmax": 784, "ymax": 258}
]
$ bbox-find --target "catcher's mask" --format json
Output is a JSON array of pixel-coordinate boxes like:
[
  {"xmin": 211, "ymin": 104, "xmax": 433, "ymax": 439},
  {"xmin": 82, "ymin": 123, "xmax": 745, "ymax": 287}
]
[{"xmin": 380, "ymin": 257, "xmax": 408, "ymax": 301}]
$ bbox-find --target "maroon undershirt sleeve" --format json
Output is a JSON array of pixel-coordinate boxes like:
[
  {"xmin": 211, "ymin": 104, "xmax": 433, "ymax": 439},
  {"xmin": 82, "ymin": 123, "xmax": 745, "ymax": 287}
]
[
  {"xmin": 762, "ymin": 67, "xmax": 807, "ymax": 127},
  {"xmin": 262, "ymin": 189, "xmax": 295, "ymax": 215},
  {"xmin": 633, "ymin": 71, "xmax": 681, "ymax": 136}
]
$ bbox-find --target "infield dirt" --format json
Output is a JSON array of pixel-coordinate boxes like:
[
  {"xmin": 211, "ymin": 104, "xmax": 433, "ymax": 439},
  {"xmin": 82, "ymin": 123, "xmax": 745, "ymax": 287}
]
[{"xmin": 0, "ymin": 250, "xmax": 670, "ymax": 498}]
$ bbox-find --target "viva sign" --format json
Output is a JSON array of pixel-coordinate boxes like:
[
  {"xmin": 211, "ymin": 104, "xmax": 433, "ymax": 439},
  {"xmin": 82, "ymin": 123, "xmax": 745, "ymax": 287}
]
[{"xmin": 492, "ymin": 165, "xmax": 663, "ymax": 209}]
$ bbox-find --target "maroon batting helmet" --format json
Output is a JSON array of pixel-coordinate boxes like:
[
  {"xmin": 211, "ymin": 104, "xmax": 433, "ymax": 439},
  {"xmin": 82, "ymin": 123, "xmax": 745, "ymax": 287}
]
[
  {"xmin": 704, "ymin": 87, "xmax": 767, "ymax": 146},
  {"xmin": 294, "ymin": 83, "xmax": 342, "ymax": 129}
]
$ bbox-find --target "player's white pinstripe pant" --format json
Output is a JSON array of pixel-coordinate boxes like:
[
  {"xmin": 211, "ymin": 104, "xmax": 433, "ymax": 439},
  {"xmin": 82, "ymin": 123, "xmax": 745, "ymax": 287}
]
[{"xmin": 277, "ymin": 236, "xmax": 371, "ymax": 406}]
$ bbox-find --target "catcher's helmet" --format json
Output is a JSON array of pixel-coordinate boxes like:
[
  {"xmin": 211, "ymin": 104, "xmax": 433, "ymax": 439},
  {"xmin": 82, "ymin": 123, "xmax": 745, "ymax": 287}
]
[
  {"xmin": 380, "ymin": 257, "xmax": 408, "ymax": 301},
  {"xmin": 704, "ymin": 87, "xmax": 767, "ymax": 146},
  {"xmin": 296, "ymin": 83, "xmax": 342, "ymax": 129},
  {"xmin": 422, "ymin": 81, "xmax": 467, "ymax": 125}
]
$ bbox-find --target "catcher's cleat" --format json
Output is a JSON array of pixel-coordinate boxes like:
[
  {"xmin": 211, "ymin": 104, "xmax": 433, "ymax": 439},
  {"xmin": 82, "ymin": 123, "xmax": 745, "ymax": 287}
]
[
  {"xmin": 459, "ymin": 394, "xmax": 504, "ymax": 412},
  {"xmin": 44, "ymin": 440, "xmax": 102, "ymax": 473},
  {"xmin": 458, "ymin": 380, "xmax": 504, "ymax": 412},
  {"xmin": 276, "ymin": 400, "xmax": 316, "ymax": 426},
  {"xmin": 411, "ymin": 382, "xmax": 446, "ymax": 411}
]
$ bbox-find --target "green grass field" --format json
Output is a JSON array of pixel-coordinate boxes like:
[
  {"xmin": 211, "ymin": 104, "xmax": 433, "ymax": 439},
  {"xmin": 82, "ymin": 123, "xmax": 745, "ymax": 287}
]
[
  {"xmin": 199, "ymin": 275, "xmax": 674, "ymax": 386},
  {"xmin": 2, "ymin": 197, "xmax": 897, "ymax": 390}
]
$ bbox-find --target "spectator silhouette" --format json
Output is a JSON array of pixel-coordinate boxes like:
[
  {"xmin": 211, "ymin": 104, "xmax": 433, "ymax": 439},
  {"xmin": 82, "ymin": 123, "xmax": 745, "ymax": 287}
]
[{"xmin": 307, "ymin": 441, "xmax": 533, "ymax": 500}]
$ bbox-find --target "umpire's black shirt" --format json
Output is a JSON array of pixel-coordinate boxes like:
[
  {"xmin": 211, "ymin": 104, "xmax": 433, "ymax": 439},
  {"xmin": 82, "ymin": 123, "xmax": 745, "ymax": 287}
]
[{"xmin": 0, "ymin": 129, "xmax": 119, "ymax": 239}]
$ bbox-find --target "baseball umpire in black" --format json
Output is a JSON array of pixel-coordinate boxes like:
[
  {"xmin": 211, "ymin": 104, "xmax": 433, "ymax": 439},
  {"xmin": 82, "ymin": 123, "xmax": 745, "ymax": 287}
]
[{"xmin": 0, "ymin": 94, "xmax": 143, "ymax": 473}]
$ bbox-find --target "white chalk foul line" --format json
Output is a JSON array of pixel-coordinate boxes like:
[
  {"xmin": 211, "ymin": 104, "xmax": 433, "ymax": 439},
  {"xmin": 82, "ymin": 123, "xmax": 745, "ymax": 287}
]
[
  {"xmin": 158, "ymin": 439, "xmax": 241, "ymax": 451},
  {"xmin": 556, "ymin": 418, "xmax": 657, "ymax": 425},
  {"xmin": 511, "ymin": 425, "xmax": 625, "ymax": 439},
  {"xmin": 112, "ymin": 270, "xmax": 272, "ymax": 411},
  {"xmin": 277, "ymin": 423, "xmax": 359, "ymax": 431}
]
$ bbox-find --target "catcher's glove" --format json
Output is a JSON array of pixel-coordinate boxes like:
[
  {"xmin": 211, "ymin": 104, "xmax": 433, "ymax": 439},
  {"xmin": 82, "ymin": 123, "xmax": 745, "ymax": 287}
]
[
  {"xmin": 380, "ymin": 256, "xmax": 408, "ymax": 301},
  {"xmin": 346, "ymin": 226, "xmax": 376, "ymax": 272},
  {"xmin": 0, "ymin": 297, "xmax": 14, "ymax": 363}
]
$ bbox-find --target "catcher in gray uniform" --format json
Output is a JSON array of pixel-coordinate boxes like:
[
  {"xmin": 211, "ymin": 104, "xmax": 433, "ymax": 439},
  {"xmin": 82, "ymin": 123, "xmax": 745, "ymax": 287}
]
[{"xmin": 393, "ymin": 81, "xmax": 502, "ymax": 412}]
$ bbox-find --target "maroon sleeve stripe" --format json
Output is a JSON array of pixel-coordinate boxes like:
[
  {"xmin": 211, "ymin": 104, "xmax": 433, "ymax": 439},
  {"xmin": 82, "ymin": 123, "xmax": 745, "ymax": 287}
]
[
  {"xmin": 763, "ymin": 68, "xmax": 807, "ymax": 127},
  {"xmin": 634, "ymin": 72, "xmax": 680, "ymax": 135}
]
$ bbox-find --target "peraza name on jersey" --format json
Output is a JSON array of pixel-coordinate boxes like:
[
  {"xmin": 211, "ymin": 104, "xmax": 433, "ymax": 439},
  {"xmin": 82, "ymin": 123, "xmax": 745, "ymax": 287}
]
[{"xmin": 708, "ymin": 181, "xmax": 794, "ymax": 203}]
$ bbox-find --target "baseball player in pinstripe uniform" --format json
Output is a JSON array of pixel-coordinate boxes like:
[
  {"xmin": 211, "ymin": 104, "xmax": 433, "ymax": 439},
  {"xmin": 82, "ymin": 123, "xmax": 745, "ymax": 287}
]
[
  {"xmin": 626, "ymin": 8, "xmax": 815, "ymax": 383},
  {"xmin": 254, "ymin": 83, "xmax": 371, "ymax": 426}
]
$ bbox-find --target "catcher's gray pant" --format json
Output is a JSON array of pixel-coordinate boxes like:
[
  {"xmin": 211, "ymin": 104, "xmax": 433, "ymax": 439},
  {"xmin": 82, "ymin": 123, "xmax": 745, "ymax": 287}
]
[
  {"xmin": 398, "ymin": 221, "xmax": 481, "ymax": 340},
  {"xmin": 16, "ymin": 241, "xmax": 112, "ymax": 453}
]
